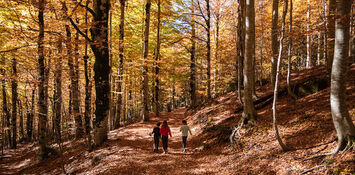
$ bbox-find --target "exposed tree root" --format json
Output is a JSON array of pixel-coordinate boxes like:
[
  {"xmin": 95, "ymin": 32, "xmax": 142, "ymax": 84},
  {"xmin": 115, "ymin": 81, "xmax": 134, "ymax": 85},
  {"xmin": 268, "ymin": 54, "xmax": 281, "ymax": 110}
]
[
  {"xmin": 300, "ymin": 165, "xmax": 332, "ymax": 175},
  {"xmin": 230, "ymin": 117, "xmax": 245, "ymax": 143}
]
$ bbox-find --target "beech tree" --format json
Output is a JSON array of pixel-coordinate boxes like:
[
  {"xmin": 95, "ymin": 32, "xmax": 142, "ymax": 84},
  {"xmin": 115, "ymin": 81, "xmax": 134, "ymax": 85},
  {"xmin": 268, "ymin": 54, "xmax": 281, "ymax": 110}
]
[
  {"xmin": 142, "ymin": 0, "xmax": 151, "ymax": 121},
  {"xmin": 37, "ymin": 0, "xmax": 48, "ymax": 158},
  {"xmin": 190, "ymin": 0, "xmax": 197, "ymax": 108},
  {"xmin": 242, "ymin": 0, "xmax": 257, "ymax": 121},
  {"xmin": 270, "ymin": 0, "xmax": 279, "ymax": 89},
  {"xmin": 70, "ymin": 0, "xmax": 111, "ymax": 145},
  {"xmin": 330, "ymin": 0, "xmax": 355, "ymax": 153},
  {"xmin": 154, "ymin": 0, "xmax": 161, "ymax": 116},
  {"xmin": 273, "ymin": 0, "xmax": 290, "ymax": 151}
]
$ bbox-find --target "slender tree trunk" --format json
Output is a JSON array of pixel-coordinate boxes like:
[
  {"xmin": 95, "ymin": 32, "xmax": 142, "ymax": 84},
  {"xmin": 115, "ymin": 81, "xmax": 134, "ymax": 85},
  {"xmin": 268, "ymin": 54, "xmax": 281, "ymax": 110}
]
[
  {"xmin": 330, "ymin": 0, "xmax": 355, "ymax": 153},
  {"xmin": 54, "ymin": 37, "xmax": 63, "ymax": 145},
  {"xmin": 273, "ymin": 0, "xmax": 290, "ymax": 151},
  {"xmin": 11, "ymin": 57, "xmax": 17, "ymax": 149},
  {"xmin": 259, "ymin": 0, "xmax": 265, "ymax": 87},
  {"xmin": 317, "ymin": 33, "xmax": 321, "ymax": 65},
  {"xmin": 327, "ymin": 0, "xmax": 336, "ymax": 73},
  {"xmin": 27, "ymin": 88, "xmax": 35, "ymax": 141},
  {"xmin": 83, "ymin": 0, "xmax": 92, "ymax": 151},
  {"xmin": 306, "ymin": 0, "xmax": 311, "ymax": 68},
  {"xmin": 323, "ymin": 0, "xmax": 328, "ymax": 66},
  {"xmin": 190, "ymin": 0, "xmax": 197, "ymax": 108},
  {"xmin": 1, "ymin": 56, "xmax": 11, "ymax": 147},
  {"xmin": 287, "ymin": 0, "xmax": 297, "ymax": 99},
  {"xmin": 65, "ymin": 22, "xmax": 74, "ymax": 126},
  {"xmin": 271, "ymin": 0, "xmax": 279, "ymax": 89},
  {"xmin": 206, "ymin": 0, "xmax": 211, "ymax": 100},
  {"xmin": 73, "ymin": 27, "xmax": 83, "ymax": 138},
  {"xmin": 19, "ymin": 100, "xmax": 24, "ymax": 141},
  {"xmin": 142, "ymin": 0, "xmax": 151, "ymax": 121},
  {"xmin": 113, "ymin": 0, "xmax": 125, "ymax": 129},
  {"xmin": 237, "ymin": 0, "xmax": 245, "ymax": 105},
  {"xmin": 154, "ymin": 0, "xmax": 161, "ymax": 116},
  {"xmin": 38, "ymin": 0, "xmax": 48, "ymax": 159},
  {"xmin": 214, "ymin": 14, "xmax": 220, "ymax": 98},
  {"xmin": 243, "ymin": 0, "xmax": 257, "ymax": 121}
]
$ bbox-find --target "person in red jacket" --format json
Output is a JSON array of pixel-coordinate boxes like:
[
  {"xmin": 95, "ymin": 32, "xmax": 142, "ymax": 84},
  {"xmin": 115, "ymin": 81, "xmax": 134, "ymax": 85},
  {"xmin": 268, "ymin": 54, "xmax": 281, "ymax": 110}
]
[{"xmin": 160, "ymin": 120, "xmax": 172, "ymax": 154}]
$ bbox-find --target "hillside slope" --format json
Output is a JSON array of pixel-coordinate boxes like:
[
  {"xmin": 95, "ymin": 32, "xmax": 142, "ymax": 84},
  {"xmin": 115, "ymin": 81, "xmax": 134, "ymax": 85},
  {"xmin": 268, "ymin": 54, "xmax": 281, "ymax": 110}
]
[{"xmin": 0, "ymin": 64, "xmax": 354, "ymax": 174}]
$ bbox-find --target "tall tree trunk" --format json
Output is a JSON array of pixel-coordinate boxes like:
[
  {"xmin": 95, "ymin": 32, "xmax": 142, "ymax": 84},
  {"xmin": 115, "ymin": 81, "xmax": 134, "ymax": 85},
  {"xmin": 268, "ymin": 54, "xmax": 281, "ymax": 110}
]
[
  {"xmin": 38, "ymin": 0, "xmax": 48, "ymax": 159},
  {"xmin": 271, "ymin": 0, "xmax": 279, "ymax": 90},
  {"xmin": 237, "ymin": 0, "xmax": 245, "ymax": 105},
  {"xmin": 142, "ymin": 0, "xmax": 151, "ymax": 121},
  {"xmin": 26, "ymin": 88, "xmax": 35, "ymax": 141},
  {"xmin": 259, "ymin": 0, "xmax": 265, "ymax": 87},
  {"xmin": 330, "ymin": 0, "xmax": 355, "ymax": 153},
  {"xmin": 1, "ymin": 56, "xmax": 11, "ymax": 147},
  {"xmin": 190, "ymin": 0, "xmax": 197, "ymax": 108},
  {"xmin": 65, "ymin": 22, "xmax": 74, "ymax": 126},
  {"xmin": 19, "ymin": 100, "xmax": 24, "ymax": 141},
  {"xmin": 273, "ymin": 0, "xmax": 290, "ymax": 151},
  {"xmin": 287, "ymin": 0, "xmax": 297, "ymax": 99},
  {"xmin": 243, "ymin": 0, "xmax": 257, "ymax": 121},
  {"xmin": 11, "ymin": 57, "xmax": 17, "ymax": 149},
  {"xmin": 327, "ymin": 0, "xmax": 336, "ymax": 73},
  {"xmin": 73, "ymin": 27, "xmax": 83, "ymax": 138},
  {"xmin": 323, "ymin": 0, "xmax": 328, "ymax": 66},
  {"xmin": 214, "ymin": 13, "xmax": 220, "ymax": 98},
  {"xmin": 83, "ymin": 0, "xmax": 92, "ymax": 151},
  {"xmin": 206, "ymin": 0, "xmax": 211, "ymax": 100},
  {"xmin": 91, "ymin": 0, "xmax": 111, "ymax": 146},
  {"xmin": 54, "ymin": 37, "xmax": 63, "ymax": 145},
  {"xmin": 113, "ymin": 0, "xmax": 125, "ymax": 129},
  {"xmin": 306, "ymin": 0, "xmax": 311, "ymax": 68},
  {"xmin": 154, "ymin": 0, "xmax": 161, "ymax": 117}
]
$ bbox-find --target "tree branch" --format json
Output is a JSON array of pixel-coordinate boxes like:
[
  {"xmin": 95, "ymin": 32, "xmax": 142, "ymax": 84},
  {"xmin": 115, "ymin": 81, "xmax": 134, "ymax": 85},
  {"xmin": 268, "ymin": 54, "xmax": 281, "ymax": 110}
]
[
  {"xmin": 0, "ymin": 44, "xmax": 36, "ymax": 53},
  {"xmin": 78, "ymin": 3, "xmax": 96, "ymax": 16},
  {"xmin": 197, "ymin": 0, "xmax": 208, "ymax": 23},
  {"xmin": 68, "ymin": 17, "xmax": 93, "ymax": 43},
  {"xmin": 194, "ymin": 20, "xmax": 208, "ymax": 31}
]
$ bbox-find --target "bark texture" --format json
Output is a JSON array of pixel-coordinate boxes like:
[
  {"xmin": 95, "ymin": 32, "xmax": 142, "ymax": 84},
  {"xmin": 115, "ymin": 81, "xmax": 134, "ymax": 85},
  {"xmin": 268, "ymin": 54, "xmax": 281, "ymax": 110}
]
[
  {"xmin": 142, "ymin": 0, "xmax": 151, "ymax": 121},
  {"xmin": 242, "ymin": 0, "xmax": 257, "ymax": 121},
  {"xmin": 330, "ymin": 0, "xmax": 355, "ymax": 153}
]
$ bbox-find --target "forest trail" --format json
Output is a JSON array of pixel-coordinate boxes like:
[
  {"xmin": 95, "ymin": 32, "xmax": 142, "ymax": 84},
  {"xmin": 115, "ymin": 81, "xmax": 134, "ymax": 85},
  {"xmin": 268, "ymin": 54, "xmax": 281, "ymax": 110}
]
[
  {"xmin": 1, "ymin": 65, "xmax": 354, "ymax": 175},
  {"xmin": 0, "ymin": 108, "xmax": 225, "ymax": 175},
  {"xmin": 99, "ymin": 108, "xmax": 204, "ymax": 175}
]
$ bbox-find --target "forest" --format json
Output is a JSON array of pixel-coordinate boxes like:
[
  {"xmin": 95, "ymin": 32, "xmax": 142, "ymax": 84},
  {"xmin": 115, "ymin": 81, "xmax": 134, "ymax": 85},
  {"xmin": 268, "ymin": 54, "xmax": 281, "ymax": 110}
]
[{"xmin": 0, "ymin": 0, "xmax": 354, "ymax": 174}]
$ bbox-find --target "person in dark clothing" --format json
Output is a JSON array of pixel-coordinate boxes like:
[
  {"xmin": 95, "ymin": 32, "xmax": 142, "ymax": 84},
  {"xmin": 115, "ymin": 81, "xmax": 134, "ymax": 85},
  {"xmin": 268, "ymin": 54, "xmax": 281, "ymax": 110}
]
[
  {"xmin": 160, "ymin": 120, "xmax": 172, "ymax": 154},
  {"xmin": 151, "ymin": 122, "xmax": 161, "ymax": 152}
]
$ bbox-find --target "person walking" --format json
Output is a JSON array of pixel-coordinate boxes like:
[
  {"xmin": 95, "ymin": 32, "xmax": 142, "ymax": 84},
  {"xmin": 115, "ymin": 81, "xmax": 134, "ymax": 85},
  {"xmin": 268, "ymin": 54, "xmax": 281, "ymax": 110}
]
[
  {"xmin": 160, "ymin": 120, "xmax": 172, "ymax": 154},
  {"xmin": 180, "ymin": 120, "xmax": 192, "ymax": 153},
  {"xmin": 150, "ymin": 122, "xmax": 161, "ymax": 153}
]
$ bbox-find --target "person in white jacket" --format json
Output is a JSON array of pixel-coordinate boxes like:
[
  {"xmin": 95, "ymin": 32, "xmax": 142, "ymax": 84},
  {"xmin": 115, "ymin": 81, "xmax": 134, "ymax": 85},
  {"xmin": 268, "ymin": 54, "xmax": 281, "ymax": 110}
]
[{"xmin": 180, "ymin": 120, "xmax": 192, "ymax": 153}]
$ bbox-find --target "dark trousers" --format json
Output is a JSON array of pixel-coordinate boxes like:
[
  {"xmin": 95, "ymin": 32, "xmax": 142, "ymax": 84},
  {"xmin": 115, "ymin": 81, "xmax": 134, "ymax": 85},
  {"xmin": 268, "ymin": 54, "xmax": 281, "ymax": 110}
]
[
  {"xmin": 182, "ymin": 136, "xmax": 187, "ymax": 149},
  {"xmin": 153, "ymin": 135, "xmax": 160, "ymax": 151},
  {"xmin": 162, "ymin": 136, "xmax": 169, "ymax": 151}
]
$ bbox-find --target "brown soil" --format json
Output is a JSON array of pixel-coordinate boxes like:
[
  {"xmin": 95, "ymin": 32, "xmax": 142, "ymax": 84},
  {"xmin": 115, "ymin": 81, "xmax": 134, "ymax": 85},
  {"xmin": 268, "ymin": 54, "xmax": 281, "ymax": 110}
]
[{"xmin": 0, "ymin": 65, "xmax": 354, "ymax": 175}]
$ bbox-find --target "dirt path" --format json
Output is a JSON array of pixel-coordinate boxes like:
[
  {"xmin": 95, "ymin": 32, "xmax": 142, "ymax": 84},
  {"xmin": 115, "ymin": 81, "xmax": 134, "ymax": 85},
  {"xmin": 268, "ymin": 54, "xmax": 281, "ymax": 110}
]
[{"xmin": 70, "ymin": 108, "xmax": 222, "ymax": 175}]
